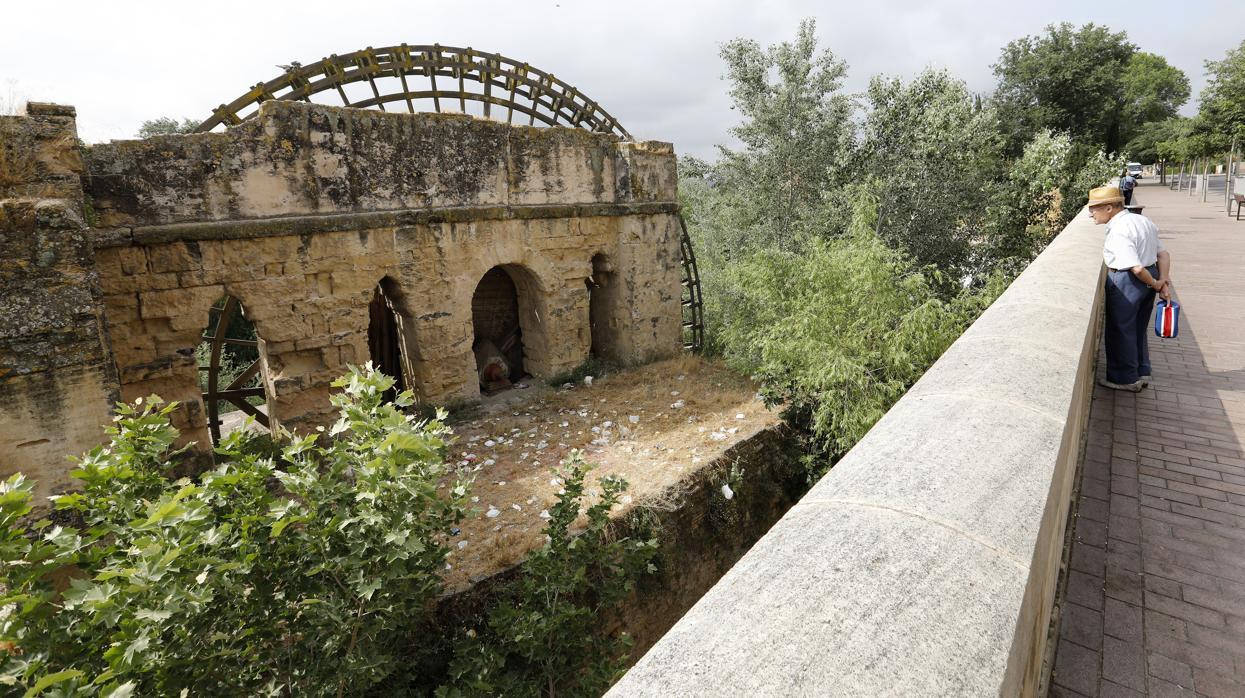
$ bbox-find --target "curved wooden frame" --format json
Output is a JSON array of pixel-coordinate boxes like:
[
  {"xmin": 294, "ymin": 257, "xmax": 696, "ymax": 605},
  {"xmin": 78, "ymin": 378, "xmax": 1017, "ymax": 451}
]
[
  {"xmin": 678, "ymin": 215, "xmax": 705, "ymax": 352},
  {"xmin": 194, "ymin": 44, "xmax": 631, "ymax": 139},
  {"xmin": 200, "ymin": 296, "xmax": 269, "ymax": 444}
]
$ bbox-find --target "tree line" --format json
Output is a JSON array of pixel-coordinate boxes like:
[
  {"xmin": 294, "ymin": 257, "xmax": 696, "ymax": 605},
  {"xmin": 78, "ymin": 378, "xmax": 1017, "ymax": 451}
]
[
  {"xmin": 682, "ymin": 19, "xmax": 1217, "ymax": 474},
  {"xmin": 1125, "ymin": 39, "xmax": 1245, "ymax": 166}
]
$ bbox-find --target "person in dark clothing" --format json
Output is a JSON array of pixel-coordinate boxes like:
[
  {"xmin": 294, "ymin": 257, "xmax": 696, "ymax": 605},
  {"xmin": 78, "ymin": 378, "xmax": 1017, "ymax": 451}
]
[{"xmin": 1119, "ymin": 170, "xmax": 1137, "ymax": 206}]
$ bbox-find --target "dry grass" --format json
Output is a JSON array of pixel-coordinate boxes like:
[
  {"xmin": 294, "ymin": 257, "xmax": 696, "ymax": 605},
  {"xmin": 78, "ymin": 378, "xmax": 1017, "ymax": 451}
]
[{"xmin": 439, "ymin": 355, "xmax": 778, "ymax": 591}]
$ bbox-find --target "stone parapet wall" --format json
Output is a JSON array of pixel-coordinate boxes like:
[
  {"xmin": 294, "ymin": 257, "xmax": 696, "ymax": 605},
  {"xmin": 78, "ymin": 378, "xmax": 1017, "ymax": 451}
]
[
  {"xmin": 610, "ymin": 211, "xmax": 1108, "ymax": 696},
  {"xmin": 83, "ymin": 101, "xmax": 675, "ymax": 229},
  {"xmin": 0, "ymin": 104, "xmax": 119, "ymax": 503}
]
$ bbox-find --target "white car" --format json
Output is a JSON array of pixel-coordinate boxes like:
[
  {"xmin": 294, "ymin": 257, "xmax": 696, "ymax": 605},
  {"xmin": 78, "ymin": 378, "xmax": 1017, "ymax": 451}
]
[{"xmin": 1126, "ymin": 162, "xmax": 1143, "ymax": 179}]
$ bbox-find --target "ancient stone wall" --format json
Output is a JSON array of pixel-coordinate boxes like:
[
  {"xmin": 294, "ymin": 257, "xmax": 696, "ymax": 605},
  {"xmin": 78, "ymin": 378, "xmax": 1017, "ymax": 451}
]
[
  {"xmin": 2, "ymin": 99, "xmax": 682, "ymax": 482},
  {"xmin": 0, "ymin": 104, "xmax": 119, "ymax": 503}
]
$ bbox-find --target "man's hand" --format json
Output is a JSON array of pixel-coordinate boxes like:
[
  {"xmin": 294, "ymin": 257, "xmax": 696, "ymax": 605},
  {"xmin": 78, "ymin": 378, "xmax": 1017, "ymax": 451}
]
[{"xmin": 1152, "ymin": 277, "xmax": 1173, "ymax": 301}]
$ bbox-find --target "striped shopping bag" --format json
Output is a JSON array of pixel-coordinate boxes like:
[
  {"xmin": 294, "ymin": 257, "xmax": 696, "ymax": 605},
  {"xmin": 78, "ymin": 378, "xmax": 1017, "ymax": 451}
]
[{"xmin": 1155, "ymin": 299, "xmax": 1180, "ymax": 338}]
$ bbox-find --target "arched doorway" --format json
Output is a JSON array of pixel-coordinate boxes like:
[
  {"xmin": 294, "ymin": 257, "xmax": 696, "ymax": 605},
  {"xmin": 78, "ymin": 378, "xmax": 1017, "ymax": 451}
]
[
  {"xmin": 471, "ymin": 266, "xmax": 536, "ymax": 394},
  {"xmin": 367, "ymin": 278, "xmax": 409, "ymax": 401},
  {"xmin": 198, "ymin": 295, "xmax": 269, "ymax": 444}
]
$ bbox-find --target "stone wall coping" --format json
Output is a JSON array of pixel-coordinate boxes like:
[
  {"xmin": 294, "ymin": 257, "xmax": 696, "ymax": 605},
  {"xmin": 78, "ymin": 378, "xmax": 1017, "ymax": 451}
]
[
  {"xmin": 24, "ymin": 102, "xmax": 76, "ymax": 117},
  {"xmin": 608, "ymin": 210, "xmax": 1108, "ymax": 697},
  {"xmin": 89, "ymin": 200, "xmax": 681, "ymax": 248}
]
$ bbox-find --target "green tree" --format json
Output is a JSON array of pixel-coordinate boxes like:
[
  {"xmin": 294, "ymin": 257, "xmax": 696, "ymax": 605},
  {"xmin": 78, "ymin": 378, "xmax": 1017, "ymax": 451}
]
[
  {"xmin": 1060, "ymin": 147, "xmax": 1127, "ymax": 222},
  {"xmin": 440, "ymin": 452, "xmax": 657, "ymax": 697},
  {"xmin": 713, "ymin": 194, "xmax": 1007, "ymax": 471},
  {"xmin": 2, "ymin": 365, "xmax": 469, "ymax": 696},
  {"xmin": 992, "ymin": 23, "xmax": 1136, "ymax": 154},
  {"xmin": 858, "ymin": 69, "xmax": 1004, "ymax": 271},
  {"xmin": 1124, "ymin": 116, "xmax": 1193, "ymax": 164},
  {"xmin": 982, "ymin": 129, "xmax": 1075, "ymax": 262},
  {"xmin": 709, "ymin": 17, "xmax": 856, "ymax": 254},
  {"xmin": 1120, "ymin": 52, "xmax": 1191, "ymax": 140},
  {"xmin": 1196, "ymin": 39, "xmax": 1245, "ymax": 147},
  {"xmin": 136, "ymin": 117, "xmax": 198, "ymax": 138}
]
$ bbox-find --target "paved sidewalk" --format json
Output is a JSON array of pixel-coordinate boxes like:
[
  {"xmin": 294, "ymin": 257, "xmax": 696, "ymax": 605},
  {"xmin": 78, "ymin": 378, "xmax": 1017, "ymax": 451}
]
[{"xmin": 1050, "ymin": 183, "xmax": 1245, "ymax": 697}]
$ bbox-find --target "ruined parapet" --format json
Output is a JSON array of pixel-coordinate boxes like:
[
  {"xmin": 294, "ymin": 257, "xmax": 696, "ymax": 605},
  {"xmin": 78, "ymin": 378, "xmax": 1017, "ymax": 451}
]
[{"xmin": 0, "ymin": 103, "xmax": 119, "ymax": 502}]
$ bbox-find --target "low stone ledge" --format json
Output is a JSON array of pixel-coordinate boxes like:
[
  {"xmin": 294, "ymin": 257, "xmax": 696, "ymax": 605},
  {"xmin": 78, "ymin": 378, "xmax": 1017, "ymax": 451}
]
[
  {"xmin": 89, "ymin": 200, "xmax": 680, "ymax": 248},
  {"xmin": 608, "ymin": 211, "xmax": 1106, "ymax": 697}
]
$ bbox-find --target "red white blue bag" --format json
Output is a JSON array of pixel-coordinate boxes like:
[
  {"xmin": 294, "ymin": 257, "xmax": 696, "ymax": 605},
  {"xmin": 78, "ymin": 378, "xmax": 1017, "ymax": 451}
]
[{"xmin": 1155, "ymin": 299, "xmax": 1179, "ymax": 338}]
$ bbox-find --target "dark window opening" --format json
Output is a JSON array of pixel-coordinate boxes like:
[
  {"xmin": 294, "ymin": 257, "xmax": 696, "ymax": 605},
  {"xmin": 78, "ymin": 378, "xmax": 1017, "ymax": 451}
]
[
  {"xmin": 472, "ymin": 266, "xmax": 527, "ymax": 394},
  {"xmin": 368, "ymin": 281, "xmax": 408, "ymax": 403},
  {"xmin": 587, "ymin": 253, "xmax": 619, "ymax": 361}
]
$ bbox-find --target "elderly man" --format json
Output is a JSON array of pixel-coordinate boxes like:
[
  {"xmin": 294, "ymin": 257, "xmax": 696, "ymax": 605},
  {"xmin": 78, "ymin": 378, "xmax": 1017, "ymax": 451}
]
[{"xmin": 1088, "ymin": 186, "xmax": 1173, "ymax": 392}]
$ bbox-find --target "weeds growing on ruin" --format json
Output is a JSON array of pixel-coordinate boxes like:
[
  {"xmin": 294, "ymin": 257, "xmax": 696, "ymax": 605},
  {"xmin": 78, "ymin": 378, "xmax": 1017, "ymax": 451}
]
[{"xmin": 438, "ymin": 451, "xmax": 658, "ymax": 697}]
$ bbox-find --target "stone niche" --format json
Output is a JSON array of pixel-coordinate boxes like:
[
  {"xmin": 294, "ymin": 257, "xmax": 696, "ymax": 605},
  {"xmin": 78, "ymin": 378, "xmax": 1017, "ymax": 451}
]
[{"xmin": 0, "ymin": 99, "xmax": 683, "ymax": 494}]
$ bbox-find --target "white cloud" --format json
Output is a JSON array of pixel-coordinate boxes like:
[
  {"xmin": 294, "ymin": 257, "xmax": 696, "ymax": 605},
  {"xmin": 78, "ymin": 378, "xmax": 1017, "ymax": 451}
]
[{"xmin": 2, "ymin": 0, "xmax": 1239, "ymax": 157}]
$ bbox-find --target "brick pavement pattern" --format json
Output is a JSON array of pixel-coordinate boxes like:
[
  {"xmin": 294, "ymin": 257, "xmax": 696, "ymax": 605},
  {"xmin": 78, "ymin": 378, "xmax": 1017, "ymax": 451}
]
[{"xmin": 1051, "ymin": 182, "xmax": 1245, "ymax": 697}]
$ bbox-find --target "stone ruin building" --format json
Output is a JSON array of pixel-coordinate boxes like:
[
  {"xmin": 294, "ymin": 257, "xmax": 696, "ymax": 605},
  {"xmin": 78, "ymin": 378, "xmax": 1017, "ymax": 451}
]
[{"xmin": 0, "ymin": 45, "xmax": 704, "ymax": 501}]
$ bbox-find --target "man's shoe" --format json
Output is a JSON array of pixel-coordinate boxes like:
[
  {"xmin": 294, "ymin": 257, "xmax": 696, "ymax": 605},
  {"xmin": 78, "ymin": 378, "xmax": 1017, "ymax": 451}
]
[
  {"xmin": 1098, "ymin": 377, "xmax": 1145, "ymax": 392},
  {"xmin": 1140, "ymin": 374, "xmax": 1152, "ymax": 386}
]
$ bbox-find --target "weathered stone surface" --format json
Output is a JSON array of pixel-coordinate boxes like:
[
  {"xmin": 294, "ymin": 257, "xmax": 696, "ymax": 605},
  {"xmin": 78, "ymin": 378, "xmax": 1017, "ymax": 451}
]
[
  {"xmin": 0, "ymin": 105, "xmax": 118, "ymax": 505},
  {"xmin": 83, "ymin": 101, "xmax": 675, "ymax": 228}
]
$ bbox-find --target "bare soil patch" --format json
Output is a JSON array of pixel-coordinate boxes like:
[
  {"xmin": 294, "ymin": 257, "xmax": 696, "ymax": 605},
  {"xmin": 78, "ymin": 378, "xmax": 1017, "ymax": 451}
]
[{"xmin": 441, "ymin": 355, "xmax": 778, "ymax": 591}]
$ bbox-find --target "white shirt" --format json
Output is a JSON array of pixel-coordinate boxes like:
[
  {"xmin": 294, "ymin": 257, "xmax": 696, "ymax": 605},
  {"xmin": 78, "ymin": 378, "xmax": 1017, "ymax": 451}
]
[{"xmin": 1103, "ymin": 210, "xmax": 1164, "ymax": 270}]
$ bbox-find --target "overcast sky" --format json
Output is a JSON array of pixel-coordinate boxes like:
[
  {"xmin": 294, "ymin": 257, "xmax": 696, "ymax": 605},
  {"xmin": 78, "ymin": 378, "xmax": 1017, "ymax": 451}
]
[{"xmin": 3, "ymin": 0, "xmax": 1241, "ymax": 158}]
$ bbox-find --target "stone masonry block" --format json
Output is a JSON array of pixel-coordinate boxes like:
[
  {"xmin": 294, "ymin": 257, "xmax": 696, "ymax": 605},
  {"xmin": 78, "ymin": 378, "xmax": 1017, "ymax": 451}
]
[
  {"xmin": 147, "ymin": 242, "xmax": 202, "ymax": 273},
  {"xmin": 138, "ymin": 285, "xmax": 224, "ymax": 320}
]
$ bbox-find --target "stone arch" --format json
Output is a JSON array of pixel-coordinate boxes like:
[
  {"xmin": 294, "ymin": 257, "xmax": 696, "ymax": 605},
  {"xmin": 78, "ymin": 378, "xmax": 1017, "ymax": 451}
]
[
  {"xmin": 469, "ymin": 263, "xmax": 550, "ymax": 393},
  {"xmin": 198, "ymin": 294, "xmax": 271, "ymax": 444}
]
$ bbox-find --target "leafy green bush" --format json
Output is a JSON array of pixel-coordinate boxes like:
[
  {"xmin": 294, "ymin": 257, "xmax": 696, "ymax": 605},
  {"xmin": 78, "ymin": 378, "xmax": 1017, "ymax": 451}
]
[
  {"xmin": 439, "ymin": 451, "xmax": 658, "ymax": 698},
  {"xmin": 858, "ymin": 68, "xmax": 1005, "ymax": 272},
  {"xmin": 1, "ymin": 365, "xmax": 468, "ymax": 697},
  {"xmin": 1061, "ymin": 147, "xmax": 1126, "ymax": 222},
  {"xmin": 713, "ymin": 200, "xmax": 1007, "ymax": 473}
]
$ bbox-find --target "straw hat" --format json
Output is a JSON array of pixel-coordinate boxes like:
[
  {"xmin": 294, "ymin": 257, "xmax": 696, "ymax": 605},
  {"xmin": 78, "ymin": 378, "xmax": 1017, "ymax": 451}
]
[{"xmin": 1087, "ymin": 186, "xmax": 1124, "ymax": 207}]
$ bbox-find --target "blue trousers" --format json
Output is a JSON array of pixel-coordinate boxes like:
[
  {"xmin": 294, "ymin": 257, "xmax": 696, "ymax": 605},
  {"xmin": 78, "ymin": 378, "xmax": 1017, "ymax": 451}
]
[{"xmin": 1104, "ymin": 265, "xmax": 1157, "ymax": 384}]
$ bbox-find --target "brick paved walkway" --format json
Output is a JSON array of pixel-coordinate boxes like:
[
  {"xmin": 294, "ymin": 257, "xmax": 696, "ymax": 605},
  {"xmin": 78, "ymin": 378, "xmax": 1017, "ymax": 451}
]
[{"xmin": 1050, "ymin": 182, "xmax": 1245, "ymax": 697}]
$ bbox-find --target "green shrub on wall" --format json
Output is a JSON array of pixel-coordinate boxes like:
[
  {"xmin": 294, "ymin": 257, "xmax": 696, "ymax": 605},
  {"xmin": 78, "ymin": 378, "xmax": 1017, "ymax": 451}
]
[
  {"xmin": 1, "ymin": 366, "xmax": 469, "ymax": 697},
  {"xmin": 439, "ymin": 452, "xmax": 658, "ymax": 698},
  {"xmin": 2, "ymin": 366, "xmax": 659, "ymax": 697}
]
